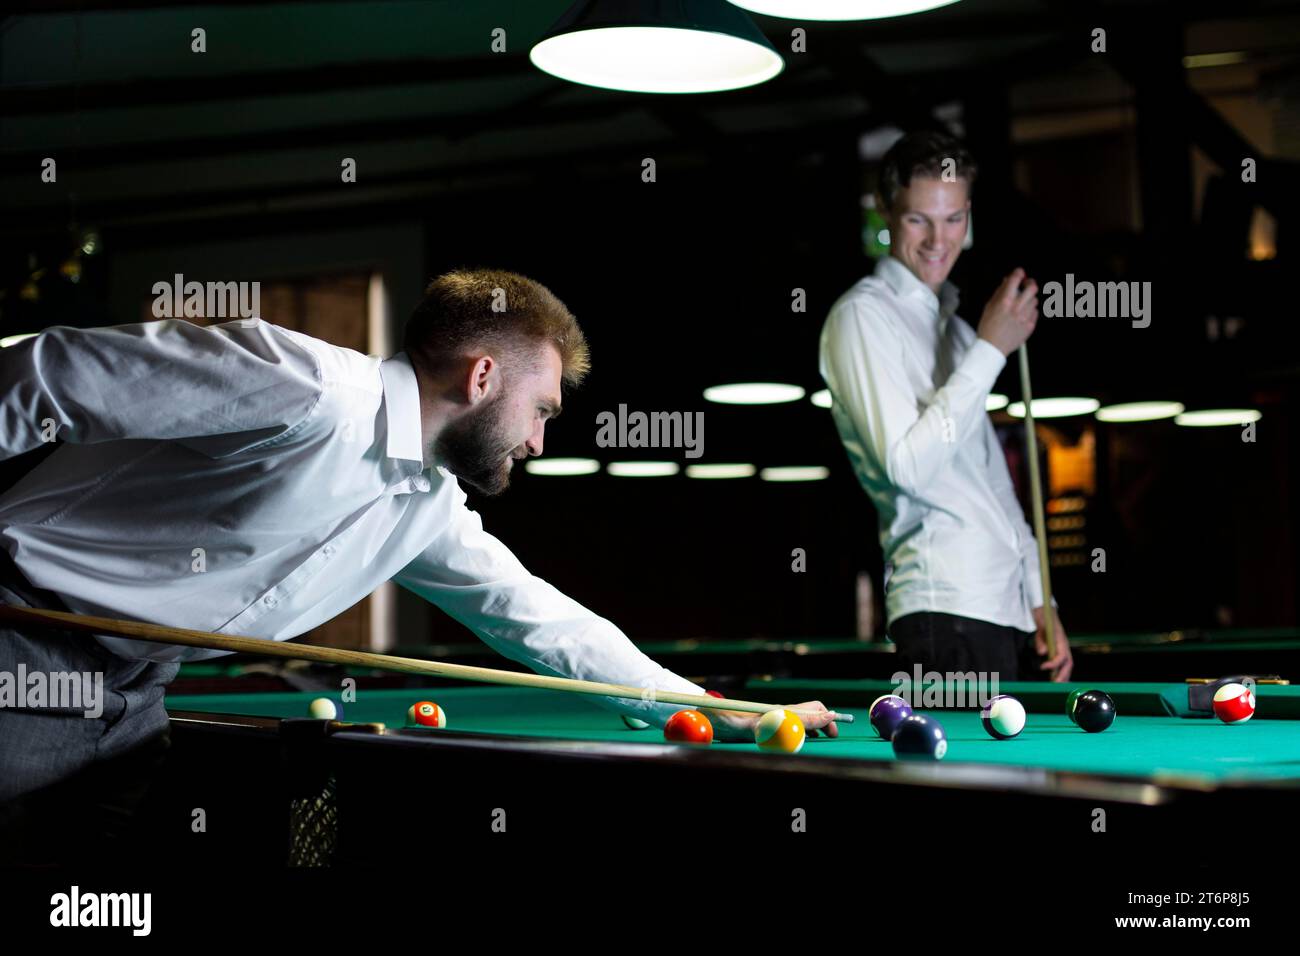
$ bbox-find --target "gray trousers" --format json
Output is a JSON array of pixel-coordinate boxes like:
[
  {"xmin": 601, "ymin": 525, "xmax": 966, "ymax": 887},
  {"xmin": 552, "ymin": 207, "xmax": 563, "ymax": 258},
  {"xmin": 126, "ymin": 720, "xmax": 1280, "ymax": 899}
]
[{"xmin": 0, "ymin": 551, "xmax": 178, "ymax": 860}]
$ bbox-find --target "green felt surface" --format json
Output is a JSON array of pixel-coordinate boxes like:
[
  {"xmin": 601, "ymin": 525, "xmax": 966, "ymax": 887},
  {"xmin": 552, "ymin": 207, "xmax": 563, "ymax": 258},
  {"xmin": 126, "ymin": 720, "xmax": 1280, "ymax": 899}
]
[{"xmin": 165, "ymin": 681, "xmax": 1300, "ymax": 784}]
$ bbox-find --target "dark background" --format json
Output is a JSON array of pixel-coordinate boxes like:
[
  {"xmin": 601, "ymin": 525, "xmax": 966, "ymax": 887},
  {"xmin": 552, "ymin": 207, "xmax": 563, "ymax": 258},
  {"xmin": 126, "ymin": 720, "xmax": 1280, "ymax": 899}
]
[{"xmin": 2, "ymin": 0, "xmax": 1299, "ymax": 644}]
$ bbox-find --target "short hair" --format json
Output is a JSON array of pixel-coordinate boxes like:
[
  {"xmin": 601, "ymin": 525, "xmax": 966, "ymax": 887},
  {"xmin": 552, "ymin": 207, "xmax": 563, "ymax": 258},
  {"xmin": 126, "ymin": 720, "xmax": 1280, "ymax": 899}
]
[
  {"xmin": 877, "ymin": 130, "xmax": 978, "ymax": 213},
  {"xmin": 403, "ymin": 269, "xmax": 590, "ymax": 389}
]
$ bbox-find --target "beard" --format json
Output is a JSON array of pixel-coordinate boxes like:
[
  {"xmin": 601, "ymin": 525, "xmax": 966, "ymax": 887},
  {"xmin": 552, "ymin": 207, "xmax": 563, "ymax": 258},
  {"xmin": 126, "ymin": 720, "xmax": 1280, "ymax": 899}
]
[{"xmin": 433, "ymin": 393, "xmax": 517, "ymax": 496}]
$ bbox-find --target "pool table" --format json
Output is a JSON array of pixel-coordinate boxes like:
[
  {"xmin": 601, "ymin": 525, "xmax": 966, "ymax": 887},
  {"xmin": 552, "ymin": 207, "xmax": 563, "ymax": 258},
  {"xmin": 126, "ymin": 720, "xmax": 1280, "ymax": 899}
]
[{"xmin": 151, "ymin": 678, "xmax": 1300, "ymax": 864}]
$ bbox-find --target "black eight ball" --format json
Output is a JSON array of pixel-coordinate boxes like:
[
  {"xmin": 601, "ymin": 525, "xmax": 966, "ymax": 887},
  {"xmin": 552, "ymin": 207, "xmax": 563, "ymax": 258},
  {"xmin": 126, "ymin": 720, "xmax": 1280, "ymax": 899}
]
[{"xmin": 1074, "ymin": 690, "xmax": 1116, "ymax": 733}]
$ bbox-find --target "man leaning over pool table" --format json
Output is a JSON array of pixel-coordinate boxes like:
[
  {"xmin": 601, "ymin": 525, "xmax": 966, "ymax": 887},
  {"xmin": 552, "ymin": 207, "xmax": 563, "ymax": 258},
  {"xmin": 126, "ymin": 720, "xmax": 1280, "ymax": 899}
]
[
  {"xmin": 0, "ymin": 268, "xmax": 838, "ymax": 838},
  {"xmin": 820, "ymin": 130, "xmax": 1074, "ymax": 682}
]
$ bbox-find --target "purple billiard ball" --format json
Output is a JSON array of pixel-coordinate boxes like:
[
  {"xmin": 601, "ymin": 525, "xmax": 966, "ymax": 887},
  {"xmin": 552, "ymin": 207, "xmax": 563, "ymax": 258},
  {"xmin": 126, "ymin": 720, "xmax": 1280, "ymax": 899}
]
[{"xmin": 869, "ymin": 694, "xmax": 914, "ymax": 740}]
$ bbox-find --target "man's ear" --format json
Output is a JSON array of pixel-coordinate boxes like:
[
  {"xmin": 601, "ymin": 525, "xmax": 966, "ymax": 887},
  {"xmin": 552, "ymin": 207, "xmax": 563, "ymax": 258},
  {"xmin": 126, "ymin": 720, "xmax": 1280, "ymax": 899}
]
[{"xmin": 466, "ymin": 355, "xmax": 496, "ymax": 404}]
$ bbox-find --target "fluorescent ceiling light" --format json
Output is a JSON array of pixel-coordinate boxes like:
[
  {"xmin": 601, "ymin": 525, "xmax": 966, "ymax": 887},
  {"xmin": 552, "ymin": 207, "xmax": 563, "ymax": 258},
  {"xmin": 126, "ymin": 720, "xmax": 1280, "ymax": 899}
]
[
  {"xmin": 729, "ymin": 0, "xmax": 962, "ymax": 21},
  {"xmin": 606, "ymin": 461, "xmax": 681, "ymax": 477},
  {"xmin": 760, "ymin": 466, "xmax": 829, "ymax": 482},
  {"xmin": 704, "ymin": 382, "xmax": 806, "ymax": 405},
  {"xmin": 1095, "ymin": 401, "xmax": 1185, "ymax": 423},
  {"xmin": 686, "ymin": 463, "xmax": 757, "ymax": 479},
  {"xmin": 1175, "ymin": 409, "xmax": 1262, "ymax": 427},
  {"xmin": 810, "ymin": 389, "xmax": 832, "ymax": 409},
  {"xmin": 525, "ymin": 457, "xmax": 602, "ymax": 476},
  {"xmin": 532, "ymin": 1, "xmax": 783, "ymax": 94},
  {"xmin": 0, "ymin": 333, "xmax": 37, "ymax": 348},
  {"xmin": 986, "ymin": 392, "xmax": 1009, "ymax": 412},
  {"xmin": 1007, "ymin": 397, "xmax": 1101, "ymax": 419}
]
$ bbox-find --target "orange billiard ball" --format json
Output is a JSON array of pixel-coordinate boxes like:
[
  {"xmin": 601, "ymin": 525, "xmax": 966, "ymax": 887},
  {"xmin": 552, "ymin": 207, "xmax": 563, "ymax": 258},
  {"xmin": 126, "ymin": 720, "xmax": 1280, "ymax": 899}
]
[
  {"xmin": 664, "ymin": 709, "xmax": 714, "ymax": 745},
  {"xmin": 406, "ymin": 700, "xmax": 446, "ymax": 728}
]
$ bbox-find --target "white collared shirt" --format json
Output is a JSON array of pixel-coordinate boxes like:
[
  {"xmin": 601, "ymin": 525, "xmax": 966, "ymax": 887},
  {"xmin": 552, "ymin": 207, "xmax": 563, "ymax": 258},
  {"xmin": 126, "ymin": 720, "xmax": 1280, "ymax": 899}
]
[
  {"xmin": 819, "ymin": 255, "xmax": 1046, "ymax": 632},
  {"xmin": 0, "ymin": 318, "xmax": 701, "ymax": 724}
]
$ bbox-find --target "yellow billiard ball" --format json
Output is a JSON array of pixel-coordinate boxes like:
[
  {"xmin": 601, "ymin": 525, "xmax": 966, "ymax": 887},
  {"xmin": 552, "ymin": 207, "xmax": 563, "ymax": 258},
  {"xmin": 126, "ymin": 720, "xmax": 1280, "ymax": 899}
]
[{"xmin": 754, "ymin": 708, "xmax": 805, "ymax": 754}]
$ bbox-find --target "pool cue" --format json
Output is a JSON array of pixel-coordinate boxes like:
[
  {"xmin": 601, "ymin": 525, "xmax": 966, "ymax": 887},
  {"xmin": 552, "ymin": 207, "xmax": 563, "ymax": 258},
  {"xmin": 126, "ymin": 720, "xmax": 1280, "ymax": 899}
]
[
  {"xmin": 0, "ymin": 604, "xmax": 852, "ymax": 724},
  {"xmin": 1017, "ymin": 342, "xmax": 1056, "ymax": 661}
]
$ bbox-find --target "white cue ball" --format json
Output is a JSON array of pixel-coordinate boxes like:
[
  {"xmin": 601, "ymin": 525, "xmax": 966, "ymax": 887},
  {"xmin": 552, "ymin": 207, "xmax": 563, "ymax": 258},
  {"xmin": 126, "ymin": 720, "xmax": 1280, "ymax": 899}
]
[{"xmin": 308, "ymin": 697, "xmax": 340, "ymax": 720}]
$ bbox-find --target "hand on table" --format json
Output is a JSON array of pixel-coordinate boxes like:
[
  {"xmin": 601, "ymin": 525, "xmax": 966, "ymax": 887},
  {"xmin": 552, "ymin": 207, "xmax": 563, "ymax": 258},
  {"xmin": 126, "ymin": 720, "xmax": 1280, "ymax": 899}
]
[
  {"xmin": 1033, "ymin": 605, "xmax": 1073, "ymax": 681},
  {"xmin": 703, "ymin": 700, "xmax": 840, "ymax": 742}
]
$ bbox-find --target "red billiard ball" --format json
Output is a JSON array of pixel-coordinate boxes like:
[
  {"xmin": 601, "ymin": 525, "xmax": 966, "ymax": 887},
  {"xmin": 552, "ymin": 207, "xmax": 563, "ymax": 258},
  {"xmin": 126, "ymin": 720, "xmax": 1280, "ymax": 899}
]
[
  {"xmin": 664, "ymin": 709, "xmax": 713, "ymax": 745},
  {"xmin": 1213, "ymin": 683, "xmax": 1255, "ymax": 724},
  {"xmin": 705, "ymin": 690, "xmax": 724, "ymax": 699}
]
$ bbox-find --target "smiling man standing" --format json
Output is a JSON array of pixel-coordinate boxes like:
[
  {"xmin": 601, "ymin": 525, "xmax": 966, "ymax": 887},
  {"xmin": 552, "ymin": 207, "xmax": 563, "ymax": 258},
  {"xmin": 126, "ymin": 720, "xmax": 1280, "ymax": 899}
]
[{"xmin": 820, "ymin": 130, "xmax": 1073, "ymax": 683}]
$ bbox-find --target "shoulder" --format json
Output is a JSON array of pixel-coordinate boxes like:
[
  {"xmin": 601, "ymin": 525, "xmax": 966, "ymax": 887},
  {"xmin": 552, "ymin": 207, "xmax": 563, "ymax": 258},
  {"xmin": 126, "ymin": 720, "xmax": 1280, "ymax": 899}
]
[{"xmin": 822, "ymin": 275, "xmax": 900, "ymax": 345}]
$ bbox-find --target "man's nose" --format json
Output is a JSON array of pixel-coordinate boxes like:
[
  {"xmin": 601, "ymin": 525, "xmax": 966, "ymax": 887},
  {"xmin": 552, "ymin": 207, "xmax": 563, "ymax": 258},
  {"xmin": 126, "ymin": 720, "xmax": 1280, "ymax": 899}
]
[{"xmin": 526, "ymin": 424, "xmax": 545, "ymax": 457}]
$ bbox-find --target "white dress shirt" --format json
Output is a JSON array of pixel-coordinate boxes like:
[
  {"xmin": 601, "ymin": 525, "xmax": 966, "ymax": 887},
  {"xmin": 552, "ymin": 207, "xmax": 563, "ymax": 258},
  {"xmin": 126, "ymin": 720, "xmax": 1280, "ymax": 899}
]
[
  {"xmin": 0, "ymin": 318, "xmax": 702, "ymax": 724},
  {"xmin": 819, "ymin": 255, "xmax": 1047, "ymax": 633}
]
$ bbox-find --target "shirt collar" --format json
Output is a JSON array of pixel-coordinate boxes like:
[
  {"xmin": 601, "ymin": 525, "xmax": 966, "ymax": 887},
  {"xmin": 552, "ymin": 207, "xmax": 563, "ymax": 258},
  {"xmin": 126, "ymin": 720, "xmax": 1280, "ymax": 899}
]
[
  {"xmin": 875, "ymin": 255, "xmax": 961, "ymax": 330},
  {"xmin": 378, "ymin": 352, "xmax": 426, "ymax": 465}
]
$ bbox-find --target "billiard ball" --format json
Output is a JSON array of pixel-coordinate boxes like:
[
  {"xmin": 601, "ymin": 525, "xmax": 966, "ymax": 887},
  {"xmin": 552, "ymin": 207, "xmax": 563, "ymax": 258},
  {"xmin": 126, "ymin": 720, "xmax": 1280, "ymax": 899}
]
[
  {"xmin": 869, "ymin": 694, "xmax": 913, "ymax": 739},
  {"xmin": 621, "ymin": 715, "xmax": 651, "ymax": 729},
  {"xmin": 1073, "ymin": 690, "xmax": 1115, "ymax": 733},
  {"xmin": 754, "ymin": 708, "xmax": 805, "ymax": 754},
  {"xmin": 1065, "ymin": 688, "xmax": 1086, "ymax": 724},
  {"xmin": 406, "ymin": 700, "xmax": 446, "ymax": 728},
  {"xmin": 705, "ymin": 690, "xmax": 725, "ymax": 699},
  {"xmin": 308, "ymin": 697, "xmax": 340, "ymax": 720},
  {"xmin": 664, "ymin": 709, "xmax": 713, "ymax": 744},
  {"xmin": 891, "ymin": 714, "xmax": 947, "ymax": 760},
  {"xmin": 979, "ymin": 695, "xmax": 1026, "ymax": 740},
  {"xmin": 1212, "ymin": 682, "xmax": 1256, "ymax": 724}
]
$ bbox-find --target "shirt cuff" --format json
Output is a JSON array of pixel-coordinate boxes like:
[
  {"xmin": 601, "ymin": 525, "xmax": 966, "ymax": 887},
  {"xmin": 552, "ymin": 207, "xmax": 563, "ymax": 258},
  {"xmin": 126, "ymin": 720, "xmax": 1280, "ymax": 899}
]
[{"xmin": 957, "ymin": 337, "xmax": 1007, "ymax": 392}]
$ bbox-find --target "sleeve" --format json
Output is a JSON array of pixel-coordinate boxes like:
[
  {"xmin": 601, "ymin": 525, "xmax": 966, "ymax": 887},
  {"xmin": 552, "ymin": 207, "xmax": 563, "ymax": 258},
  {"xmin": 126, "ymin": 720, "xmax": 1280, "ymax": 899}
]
[
  {"xmin": 983, "ymin": 417, "xmax": 1057, "ymax": 611},
  {"xmin": 393, "ymin": 489, "xmax": 706, "ymax": 727},
  {"xmin": 819, "ymin": 297, "xmax": 1006, "ymax": 499},
  {"xmin": 0, "ymin": 319, "xmax": 323, "ymax": 460}
]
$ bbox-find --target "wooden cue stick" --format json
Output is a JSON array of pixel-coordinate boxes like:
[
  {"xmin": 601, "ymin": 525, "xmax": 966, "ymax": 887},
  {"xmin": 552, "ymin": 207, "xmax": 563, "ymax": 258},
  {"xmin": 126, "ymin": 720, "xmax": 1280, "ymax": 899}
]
[
  {"xmin": 1017, "ymin": 343, "xmax": 1056, "ymax": 661},
  {"xmin": 0, "ymin": 604, "xmax": 852, "ymax": 724}
]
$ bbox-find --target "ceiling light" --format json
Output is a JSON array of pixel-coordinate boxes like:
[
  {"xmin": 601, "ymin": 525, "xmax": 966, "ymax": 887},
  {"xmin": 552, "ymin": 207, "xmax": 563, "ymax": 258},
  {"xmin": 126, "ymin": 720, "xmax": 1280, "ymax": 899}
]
[
  {"xmin": 532, "ymin": 1, "xmax": 783, "ymax": 94},
  {"xmin": 1006, "ymin": 397, "xmax": 1101, "ymax": 419},
  {"xmin": 1095, "ymin": 401, "xmax": 1185, "ymax": 423},
  {"xmin": 686, "ymin": 463, "xmax": 757, "ymax": 479},
  {"xmin": 704, "ymin": 382, "xmax": 806, "ymax": 405},
  {"xmin": 606, "ymin": 461, "xmax": 681, "ymax": 477},
  {"xmin": 728, "ymin": 0, "xmax": 962, "ymax": 21},
  {"xmin": 525, "ymin": 457, "xmax": 602, "ymax": 476},
  {"xmin": 760, "ymin": 466, "xmax": 829, "ymax": 482},
  {"xmin": 1175, "ymin": 409, "xmax": 1262, "ymax": 427}
]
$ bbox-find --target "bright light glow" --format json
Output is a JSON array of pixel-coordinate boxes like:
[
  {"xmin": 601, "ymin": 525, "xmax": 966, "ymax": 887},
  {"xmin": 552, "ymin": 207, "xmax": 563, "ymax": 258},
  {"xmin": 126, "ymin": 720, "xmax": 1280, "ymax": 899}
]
[
  {"xmin": 686, "ymin": 463, "xmax": 757, "ymax": 479},
  {"xmin": 1007, "ymin": 397, "xmax": 1101, "ymax": 419},
  {"xmin": 1175, "ymin": 409, "xmax": 1262, "ymax": 428},
  {"xmin": 1183, "ymin": 51, "xmax": 1247, "ymax": 69},
  {"xmin": 760, "ymin": 466, "xmax": 830, "ymax": 482},
  {"xmin": 530, "ymin": 26, "xmax": 783, "ymax": 94},
  {"xmin": 729, "ymin": 0, "xmax": 962, "ymax": 21},
  {"xmin": 1096, "ymin": 401, "xmax": 1185, "ymax": 423},
  {"xmin": 0, "ymin": 333, "xmax": 37, "ymax": 348},
  {"xmin": 986, "ymin": 392, "xmax": 1009, "ymax": 412},
  {"xmin": 810, "ymin": 389, "xmax": 832, "ymax": 409},
  {"xmin": 525, "ymin": 457, "xmax": 601, "ymax": 476},
  {"xmin": 703, "ymin": 382, "xmax": 806, "ymax": 405},
  {"xmin": 606, "ymin": 461, "xmax": 680, "ymax": 477}
]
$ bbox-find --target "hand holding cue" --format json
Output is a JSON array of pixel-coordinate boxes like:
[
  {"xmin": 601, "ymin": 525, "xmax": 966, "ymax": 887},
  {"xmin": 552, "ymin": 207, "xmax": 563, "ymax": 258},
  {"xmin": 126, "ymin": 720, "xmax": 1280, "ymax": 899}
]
[
  {"xmin": 1017, "ymin": 342, "xmax": 1056, "ymax": 661},
  {"xmin": 0, "ymin": 604, "xmax": 853, "ymax": 724}
]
